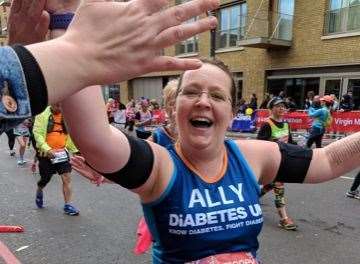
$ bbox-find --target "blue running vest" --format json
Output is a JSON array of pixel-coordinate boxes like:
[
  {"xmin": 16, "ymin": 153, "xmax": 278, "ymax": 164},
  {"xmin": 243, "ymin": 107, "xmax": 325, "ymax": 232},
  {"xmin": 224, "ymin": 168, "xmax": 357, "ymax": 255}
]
[
  {"xmin": 142, "ymin": 140, "xmax": 262, "ymax": 263},
  {"xmin": 152, "ymin": 127, "xmax": 174, "ymax": 147}
]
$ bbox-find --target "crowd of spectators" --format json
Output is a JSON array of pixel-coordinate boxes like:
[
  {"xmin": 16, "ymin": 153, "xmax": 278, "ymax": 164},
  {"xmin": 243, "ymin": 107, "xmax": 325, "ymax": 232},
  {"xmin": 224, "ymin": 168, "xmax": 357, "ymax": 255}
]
[{"xmin": 235, "ymin": 90, "xmax": 357, "ymax": 116}]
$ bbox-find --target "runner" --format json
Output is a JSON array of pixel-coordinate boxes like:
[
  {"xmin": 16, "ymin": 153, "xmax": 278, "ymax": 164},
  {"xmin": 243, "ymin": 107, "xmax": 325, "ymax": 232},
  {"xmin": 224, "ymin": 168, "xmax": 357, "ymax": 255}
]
[
  {"xmin": 13, "ymin": 119, "xmax": 31, "ymax": 165},
  {"xmin": 346, "ymin": 171, "xmax": 360, "ymax": 199},
  {"xmin": 4, "ymin": 129, "xmax": 16, "ymax": 157},
  {"xmin": 257, "ymin": 97, "xmax": 297, "ymax": 230},
  {"xmin": 33, "ymin": 104, "xmax": 79, "ymax": 215},
  {"xmin": 62, "ymin": 58, "xmax": 360, "ymax": 263}
]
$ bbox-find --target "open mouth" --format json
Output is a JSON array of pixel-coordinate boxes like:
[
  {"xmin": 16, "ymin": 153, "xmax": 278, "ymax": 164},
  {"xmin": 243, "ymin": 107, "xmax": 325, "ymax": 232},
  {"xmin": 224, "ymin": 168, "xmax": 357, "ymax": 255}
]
[{"xmin": 190, "ymin": 117, "xmax": 213, "ymax": 128}]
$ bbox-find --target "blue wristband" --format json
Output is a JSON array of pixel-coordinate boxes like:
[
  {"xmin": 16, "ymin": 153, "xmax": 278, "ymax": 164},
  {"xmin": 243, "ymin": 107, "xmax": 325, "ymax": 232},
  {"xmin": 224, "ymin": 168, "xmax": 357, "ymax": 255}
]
[{"xmin": 49, "ymin": 13, "xmax": 75, "ymax": 30}]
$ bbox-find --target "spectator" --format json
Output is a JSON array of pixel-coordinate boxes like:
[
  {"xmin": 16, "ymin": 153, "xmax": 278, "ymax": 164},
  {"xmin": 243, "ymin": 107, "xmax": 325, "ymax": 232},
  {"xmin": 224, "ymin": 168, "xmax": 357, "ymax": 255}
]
[
  {"xmin": 259, "ymin": 93, "xmax": 271, "ymax": 109},
  {"xmin": 339, "ymin": 94, "xmax": 354, "ymax": 111},
  {"xmin": 106, "ymin": 98, "xmax": 117, "ymax": 123},
  {"xmin": 285, "ymin": 97, "xmax": 297, "ymax": 112},
  {"xmin": 248, "ymin": 93, "xmax": 258, "ymax": 110},
  {"xmin": 278, "ymin": 91, "xmax": 286, "ymax": 99},
  {"xmin": 330, "ymin": 94, "xmax": 339, "ymax": 111},
  {"xmin": 125, "ymin": 101, "xmax": 136, "ymax": 132},
  {"xmin": 151, "ymin": 102, "xmax": 166, "ymax": 125},
  {"xmin": 305, "ymin": 91, "xmax": 315, "ymax": 109},
  {"xmin": 236, "ymin": 98, "xmax": 247, "ymax": 115},
  {"xmin": 113, "ymin": 102, "xmax": 127, "ymax": 130}
]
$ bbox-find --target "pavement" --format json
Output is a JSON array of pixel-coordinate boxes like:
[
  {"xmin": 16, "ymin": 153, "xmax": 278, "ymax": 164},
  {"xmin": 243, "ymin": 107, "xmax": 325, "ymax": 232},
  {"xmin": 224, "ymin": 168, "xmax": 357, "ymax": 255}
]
[{"xmin": 0, "ymin": 134, "xmax": 359, "ymax": 264}]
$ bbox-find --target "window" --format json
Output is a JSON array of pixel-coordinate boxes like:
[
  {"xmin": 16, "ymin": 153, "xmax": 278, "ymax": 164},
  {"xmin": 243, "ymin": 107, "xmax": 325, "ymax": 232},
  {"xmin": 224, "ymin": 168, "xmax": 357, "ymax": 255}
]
[
  {"xmin": 216, "ymin": 3, "xmax": 247, "ymax": 49},
  {"xmin": 175, "ymin": 0, "xmax": 198, "ymax": 55},
  {"xmin": 276, "ymin": 0, "xmax": 295, "ymax": 40},
  {"xmin": 325, "ymin": 0, "xmax": 360, "ymax": 34},
  {"xmin": 267, "ymin": 78, "xmax": 320, "ymax": 109}
]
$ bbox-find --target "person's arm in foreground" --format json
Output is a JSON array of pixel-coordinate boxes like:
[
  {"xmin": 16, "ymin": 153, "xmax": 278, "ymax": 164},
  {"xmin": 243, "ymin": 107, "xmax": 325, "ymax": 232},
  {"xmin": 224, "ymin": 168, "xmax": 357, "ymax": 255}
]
[
  {"xmin": 1, "ymin": 0, "xmax": 218, "ymax": 121},
  {"xmin": 0, "ymin": 0, "xmax": 49, "ymax": 132}
]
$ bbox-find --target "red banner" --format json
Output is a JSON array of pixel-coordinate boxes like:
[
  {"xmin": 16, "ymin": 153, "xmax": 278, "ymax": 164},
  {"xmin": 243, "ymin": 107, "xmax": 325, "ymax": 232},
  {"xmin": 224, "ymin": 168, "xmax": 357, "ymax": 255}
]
[{"xmin": 255, "ymin": 110, "xmax": 360, "ymax": 133}]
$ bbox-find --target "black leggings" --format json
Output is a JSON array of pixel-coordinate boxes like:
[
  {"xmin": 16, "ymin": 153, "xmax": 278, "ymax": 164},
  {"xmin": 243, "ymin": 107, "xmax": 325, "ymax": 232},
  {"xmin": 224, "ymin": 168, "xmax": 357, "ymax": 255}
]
[
  {"xmin": 5, "ymin": 129, "xmax": 15, "ymax": 150},
  {"xmin": 350, "ymin": 171, "xmax": 360, "ymax": 192},
  {"xmin": 306, "ymin": 133, "xmax": 324, "ymax": 148}
]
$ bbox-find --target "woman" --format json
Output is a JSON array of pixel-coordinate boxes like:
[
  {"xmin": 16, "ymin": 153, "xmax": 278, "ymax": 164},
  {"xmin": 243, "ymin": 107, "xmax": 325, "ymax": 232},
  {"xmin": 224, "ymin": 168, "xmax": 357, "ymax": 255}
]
[
  {"xmin": 257, "ymin": 97, "xmax": 297, "ymax": 230},
  {"xmin": 105, "ymin": 98, "xmax": 117, "ymax": 123},
  {"xmin": 134, "ymin": 100, "xmax": 153, "ymax": 139},
  {"xmin": 125, "ymin": 100, "xmax": 137, "ymax": 132},
  {"xmin": 113, "ymin": 102, "xmax": 127, "ymax": 130},
  {"xmin": 61, "ymin": 59, "xmax": 360, "ymax": 263},
  {"xmin": 306, "ymin": 95, "xmax": 333, "ymax": 148}
]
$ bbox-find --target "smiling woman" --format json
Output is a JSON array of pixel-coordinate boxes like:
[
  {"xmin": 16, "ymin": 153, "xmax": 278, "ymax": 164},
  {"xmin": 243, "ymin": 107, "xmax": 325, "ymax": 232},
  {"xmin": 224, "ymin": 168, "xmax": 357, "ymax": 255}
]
[{"xmin": 61, "ymin": 58, "xmax": 360, "ymax": 263}]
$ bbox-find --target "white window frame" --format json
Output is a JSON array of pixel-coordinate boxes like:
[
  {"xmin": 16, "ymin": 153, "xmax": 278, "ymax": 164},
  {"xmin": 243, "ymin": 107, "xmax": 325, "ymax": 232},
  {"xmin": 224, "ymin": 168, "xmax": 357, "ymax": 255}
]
[
  {"xmin": 175, "ymin": 0, "xmax": 199, "ymax": 55},
  {"xmin": 325, "ymin": 0, "xmax": 360, "ymax": 34},
  {"xmin": 216, "ymin": 3, "xmax": 247, "ymax": 50}
]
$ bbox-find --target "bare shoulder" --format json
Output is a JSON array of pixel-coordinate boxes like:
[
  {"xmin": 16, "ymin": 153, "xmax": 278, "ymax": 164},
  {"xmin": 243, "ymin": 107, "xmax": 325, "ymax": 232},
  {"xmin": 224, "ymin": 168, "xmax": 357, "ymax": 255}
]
[
  {"xmin": 234, "ymin": 139, "xmax": 278, "ymax": 155},
  {"xmin": 233, "ymin": 139, "xmax": 280, "ymax": 181}
]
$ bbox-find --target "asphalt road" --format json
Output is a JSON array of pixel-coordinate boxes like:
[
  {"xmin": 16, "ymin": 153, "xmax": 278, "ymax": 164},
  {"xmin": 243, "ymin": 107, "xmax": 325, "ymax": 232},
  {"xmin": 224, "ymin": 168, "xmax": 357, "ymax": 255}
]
[{"xmin": 0, "ymin": 134, "xmax": 359, "ymax": 264}]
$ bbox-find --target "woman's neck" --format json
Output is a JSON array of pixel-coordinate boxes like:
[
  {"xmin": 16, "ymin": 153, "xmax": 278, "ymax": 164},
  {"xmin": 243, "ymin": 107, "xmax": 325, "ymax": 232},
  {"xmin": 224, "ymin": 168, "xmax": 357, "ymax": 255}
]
[{"xmin": 177, "ymin": 140, "xmax": 226, "ymax": 180}]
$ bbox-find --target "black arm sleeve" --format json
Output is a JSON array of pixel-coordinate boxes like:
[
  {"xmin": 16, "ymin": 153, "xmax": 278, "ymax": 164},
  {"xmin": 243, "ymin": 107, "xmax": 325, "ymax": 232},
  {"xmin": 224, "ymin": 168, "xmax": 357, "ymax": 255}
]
[
  {"xmin": 275, "ymin": 142, "xmax": 313, "ymax": 183},
  {"xmin": 12, "ymin": 45, "xmax": 48, "ymax": 116},
  {"xmin": 257, "ymin": 123, "xmax": 272, "ymax": 141},
  {"xmin": 89, "ymin": 133, "xmax": 154, "ymax": 189}
]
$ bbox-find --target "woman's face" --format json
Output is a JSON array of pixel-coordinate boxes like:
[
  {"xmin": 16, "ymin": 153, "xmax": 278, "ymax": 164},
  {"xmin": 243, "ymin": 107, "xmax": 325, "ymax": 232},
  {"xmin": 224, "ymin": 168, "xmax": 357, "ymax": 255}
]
[
  {"xmin": 175, "ymin": 63, "xmax": 233, "ymax": 150},
  {"xmin": 271, "ymin": 103, "xmax": 286, "ymax": 118}
]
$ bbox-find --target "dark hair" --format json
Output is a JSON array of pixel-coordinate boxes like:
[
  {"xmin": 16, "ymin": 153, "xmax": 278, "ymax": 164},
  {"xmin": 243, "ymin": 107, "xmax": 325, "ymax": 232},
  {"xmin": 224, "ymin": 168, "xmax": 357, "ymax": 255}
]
[{"xmin": 176, "ymin": 58, "xmax": 236, "ymax": 112}]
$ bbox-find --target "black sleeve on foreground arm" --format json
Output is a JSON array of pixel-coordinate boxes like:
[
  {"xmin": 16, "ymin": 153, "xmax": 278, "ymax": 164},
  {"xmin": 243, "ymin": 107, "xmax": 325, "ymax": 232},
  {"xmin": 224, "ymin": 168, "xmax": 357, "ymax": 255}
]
[
  {"xmin": 97, "ymin": 133, "xmax": 154, "ymax": 189},
  {"xmin": 12, "ymin": 45, "xmax": 48, "ymax": 116},
  {"xmin": 275, "ymin": 142, "xmax": 313, "ymax": 183}
]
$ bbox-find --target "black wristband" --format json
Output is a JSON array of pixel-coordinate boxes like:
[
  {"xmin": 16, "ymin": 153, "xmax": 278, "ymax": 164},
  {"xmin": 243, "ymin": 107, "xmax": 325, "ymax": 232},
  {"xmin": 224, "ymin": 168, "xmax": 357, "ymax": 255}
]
[{"xmin": 12, "ymin": 45, "xmax": 48, "ymax": 116}]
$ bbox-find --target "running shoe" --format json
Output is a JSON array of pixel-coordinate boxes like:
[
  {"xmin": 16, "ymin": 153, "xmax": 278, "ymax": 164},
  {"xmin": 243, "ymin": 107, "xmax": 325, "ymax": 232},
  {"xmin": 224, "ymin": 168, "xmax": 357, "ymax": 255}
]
[
  {"xmin": 64, "ymin": 204, "xmax": 80, "ymax": 216},
  {"xmin": 279, "ymin": 218, "xmax": 297, "ymax": 230},
  {"xmin": 9, "ymin": 150, "xmax": 15, "ymax": 156},
  {"xmin": 35, "ymin": 190, "xmax": 44, "ymax": 208},
  {"xmin": 346, "ymin": 190, "xmax": 360, "ymax": 199},
  {"xmin": 17, "ymin": 159, "xmax": 27, "ymax": 165}
]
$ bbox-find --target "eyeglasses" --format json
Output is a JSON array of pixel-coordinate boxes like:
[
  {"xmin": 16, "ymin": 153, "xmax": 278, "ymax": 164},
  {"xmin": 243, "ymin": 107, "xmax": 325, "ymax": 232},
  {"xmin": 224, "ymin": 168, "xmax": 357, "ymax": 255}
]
[{"xmin": 179, "ymin": 87, "xmax": 231, "ymax": 103}]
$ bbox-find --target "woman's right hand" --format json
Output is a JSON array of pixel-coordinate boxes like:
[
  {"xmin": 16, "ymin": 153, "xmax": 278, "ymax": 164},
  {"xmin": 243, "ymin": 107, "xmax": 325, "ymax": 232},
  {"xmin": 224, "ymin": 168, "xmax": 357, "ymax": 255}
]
[{"xmin": 70, "ymin": 155, "xmax": 110, "ymax": 186}]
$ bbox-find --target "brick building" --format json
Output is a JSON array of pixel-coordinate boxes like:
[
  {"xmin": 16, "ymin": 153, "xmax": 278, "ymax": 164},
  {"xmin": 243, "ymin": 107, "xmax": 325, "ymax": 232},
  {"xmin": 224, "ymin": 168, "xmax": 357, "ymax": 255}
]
[
  {"xmin": 0, "ymin": 0, "xmax": 10, "ymax": 46},
  {"xmin": 120, "ymin": 0, "xmax": 360, "ymax": 110}
]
